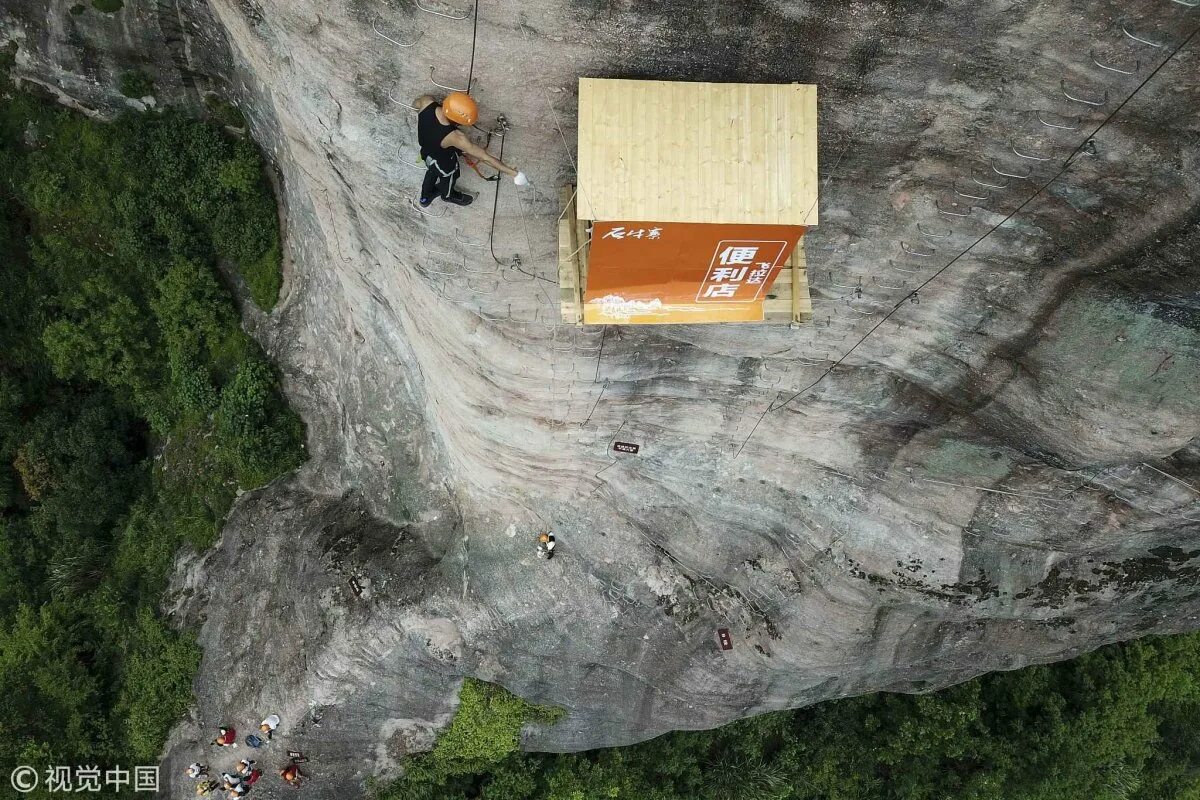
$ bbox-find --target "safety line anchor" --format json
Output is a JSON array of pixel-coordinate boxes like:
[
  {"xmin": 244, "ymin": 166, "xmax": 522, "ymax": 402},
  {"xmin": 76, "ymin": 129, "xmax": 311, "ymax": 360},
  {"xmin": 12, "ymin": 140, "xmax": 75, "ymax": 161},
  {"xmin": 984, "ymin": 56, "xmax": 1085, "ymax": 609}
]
[
  {"xmin": 1010, "ymin": 138, "xmax": 1054, "ymax": 162},
  {"xmin": 973, "ymin": 169, "xmax": 1009, "ymax": 189},
  {"xmin": 1122, "ymin": 23, "xmax": 1165, "ymax": 48},
  {"xmin": 991, "ymin": 159, "xmax": 1032, "ymax": 179},
  {"xmin": 455, "ymin": 229, "xmax": 487, "ymax": 249},
  {"xmin": 1061, "ymin": 78, "xmax": 1108, "ymax": 107},
  {"xmin": 1037, "ymin": 110, "xmax": 1081, "ymax": 130},
  {"xmin": 429, "ymin": 65, "xmax": 469, "ymax": 93},
  {"xmin": 936, "ymin": 199, "xmax": 973, "ymax": 217},
  {"xmin": 408, "ymin": 197, "xmax": 447, "ymax": 217},
  {"xmin": 416, "ymin": 0, "xmax": 472, "ymax": 20},
  {"xmin": 953, "ymin": 180, "xmax": 990, "ymax": 200},
  {"xmin": 918, "ymin": 222, "xmax": 953, "ymax": 238},
  {"xmin": 387, "ymin": 92, "xmax": 419, "ymax": 113},
  {"xmin": 372, "ymin": 17, "xmax": 423, "ymax": 48},
  {"xmin": 1091, "ymin": 48, "xmax": 1139, "ymax": 75},
  {"xmin": 901, "ymin": 241, "xmax": 936, "ymax": 257}
]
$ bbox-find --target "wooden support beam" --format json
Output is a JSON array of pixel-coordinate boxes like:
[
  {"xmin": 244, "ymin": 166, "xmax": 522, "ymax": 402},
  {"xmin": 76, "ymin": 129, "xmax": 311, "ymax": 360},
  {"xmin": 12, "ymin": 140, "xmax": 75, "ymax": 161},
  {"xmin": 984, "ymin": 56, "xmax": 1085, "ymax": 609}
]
[
  {"xmin": 791, "ymin": 240, "xmax": 812, "ymax": 324},
  {"xmin": 762, "ymin": 239, "xmax": 811, "ymax": 324},
  {"xmin": 574, "ymin": 214, "xmax": 589, "ymax": 328},
  {"xmin": 558, "ymin": 185, "xmax": 584, "ymax": 324}
]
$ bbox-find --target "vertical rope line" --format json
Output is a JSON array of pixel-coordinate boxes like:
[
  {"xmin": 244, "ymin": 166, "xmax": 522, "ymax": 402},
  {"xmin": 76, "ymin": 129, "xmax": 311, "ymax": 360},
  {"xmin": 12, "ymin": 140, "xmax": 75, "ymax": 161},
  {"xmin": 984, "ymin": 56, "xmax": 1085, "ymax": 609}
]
[
  {"xmin": 489, "ymin": 131, "xmax": 506, "ymax": 265},
  {"xmin": 467, "ymin": 0, "xmax": 480, "ymax": 93}
]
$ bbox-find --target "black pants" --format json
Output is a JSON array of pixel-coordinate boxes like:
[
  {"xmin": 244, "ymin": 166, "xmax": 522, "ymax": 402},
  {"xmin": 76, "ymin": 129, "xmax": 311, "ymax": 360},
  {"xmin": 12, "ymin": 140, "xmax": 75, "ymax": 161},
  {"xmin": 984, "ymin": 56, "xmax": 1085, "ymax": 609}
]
[{"xmin": 421, "ymin": 156, "xmax": 460, "ymax": 204}]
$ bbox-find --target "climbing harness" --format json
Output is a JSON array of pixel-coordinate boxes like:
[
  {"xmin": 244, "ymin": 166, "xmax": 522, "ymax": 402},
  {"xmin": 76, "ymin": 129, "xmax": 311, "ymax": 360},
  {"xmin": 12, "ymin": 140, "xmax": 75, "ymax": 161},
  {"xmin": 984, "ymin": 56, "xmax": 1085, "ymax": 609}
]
[
  {"xmin": 462, "ymin": 154, "xmax": 500, "ymax": 181},
  {"xmin": 463, "ymin": 124, "xmax": 503, "ymax": 181}
]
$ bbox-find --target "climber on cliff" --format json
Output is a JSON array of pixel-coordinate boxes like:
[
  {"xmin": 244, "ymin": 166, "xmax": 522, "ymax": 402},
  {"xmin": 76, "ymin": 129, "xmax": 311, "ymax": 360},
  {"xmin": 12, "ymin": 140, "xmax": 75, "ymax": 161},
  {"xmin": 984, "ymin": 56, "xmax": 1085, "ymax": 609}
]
[{"xmin": 414, "ymin": 92, "xmax": 527, "ymax": 207}]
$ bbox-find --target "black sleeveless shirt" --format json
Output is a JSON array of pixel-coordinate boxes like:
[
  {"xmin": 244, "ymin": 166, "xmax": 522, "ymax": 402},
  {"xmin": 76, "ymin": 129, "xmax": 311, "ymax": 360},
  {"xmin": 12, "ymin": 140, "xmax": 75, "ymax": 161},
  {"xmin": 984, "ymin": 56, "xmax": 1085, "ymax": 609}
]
[{"xmin": 418, "ymin": 104, "xmax": 460, "ymax": 167}]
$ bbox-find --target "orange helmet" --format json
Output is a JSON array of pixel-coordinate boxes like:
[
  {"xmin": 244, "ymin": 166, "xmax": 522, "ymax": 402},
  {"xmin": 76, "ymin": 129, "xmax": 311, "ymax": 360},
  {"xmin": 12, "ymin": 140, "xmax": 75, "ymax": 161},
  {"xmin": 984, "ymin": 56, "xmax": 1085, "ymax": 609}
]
[
  {"xmin": 442, "ymin": 92, "xmax": 478, "ymax": 126},
  {"xmin": 538, "ymin": 533, "xmax": 549, "ymax": 543}
]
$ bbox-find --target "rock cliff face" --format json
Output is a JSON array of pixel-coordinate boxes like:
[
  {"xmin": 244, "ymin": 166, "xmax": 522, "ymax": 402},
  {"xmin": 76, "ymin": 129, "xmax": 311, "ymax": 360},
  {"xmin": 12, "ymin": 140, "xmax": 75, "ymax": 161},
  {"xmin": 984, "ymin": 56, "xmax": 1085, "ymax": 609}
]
[{"xmin": 4, "ymin": 0, "xmax": 1200, "ymax": 794}]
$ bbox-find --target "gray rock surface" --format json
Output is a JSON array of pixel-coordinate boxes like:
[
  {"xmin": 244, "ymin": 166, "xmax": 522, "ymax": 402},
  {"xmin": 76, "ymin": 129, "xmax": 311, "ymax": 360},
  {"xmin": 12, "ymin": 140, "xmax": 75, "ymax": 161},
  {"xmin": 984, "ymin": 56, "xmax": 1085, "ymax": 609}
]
[{"xmin": 4, "ymin": 0, "xmax": 1200, "ymax": 795}]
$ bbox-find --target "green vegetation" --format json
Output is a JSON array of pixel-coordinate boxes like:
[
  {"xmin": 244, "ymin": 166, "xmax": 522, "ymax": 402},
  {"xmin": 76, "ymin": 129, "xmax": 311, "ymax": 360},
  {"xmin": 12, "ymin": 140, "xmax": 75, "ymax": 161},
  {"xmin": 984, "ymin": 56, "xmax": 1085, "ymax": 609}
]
[
  {"xmin": 0, "ymin": 75, "xmax": 301, "ymax": 789},
  {"xmin": 381, "ymin": 634, "xmax": 1200, "ymax": 800},
  {"xmin": 118, "ymin": 70, "xmax": 154, "ymax": 99},
  {"xmin": 391, "ymin": 679, "xmax": 564, "ymax": 794},
  {"xmin": 90, "ymin": 0, "xmax": 123, "ymax": 12},
  {"xmin": 205, "ymin": 94, "xmax": 247, "ymax": 130},
  {"xmin": 69, "ymin": 3, "xmax": 86, "ymax": 15}
]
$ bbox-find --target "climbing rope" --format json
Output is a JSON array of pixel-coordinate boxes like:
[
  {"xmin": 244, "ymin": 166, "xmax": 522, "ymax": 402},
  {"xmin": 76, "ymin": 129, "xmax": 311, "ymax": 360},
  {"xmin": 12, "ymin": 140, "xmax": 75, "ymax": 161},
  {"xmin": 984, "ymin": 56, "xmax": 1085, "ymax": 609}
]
[
  {"xmin": 467, "ymin": 0, "xmax": 479, "ymax": 93},
  {"xmin": 483, "ymin": 128, "xmax": 535, "ymax": 273},
  {"xmin": 488, "ymin": 128, "xmax": 508, "ymax": 266}
]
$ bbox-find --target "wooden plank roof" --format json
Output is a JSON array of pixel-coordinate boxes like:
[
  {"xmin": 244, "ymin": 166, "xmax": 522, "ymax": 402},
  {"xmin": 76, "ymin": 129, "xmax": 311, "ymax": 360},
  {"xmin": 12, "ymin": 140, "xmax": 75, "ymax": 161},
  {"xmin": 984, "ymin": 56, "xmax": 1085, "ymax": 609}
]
[{"xmin": 576, "ymin": 78, "xmax": 819, "ymax": 226}]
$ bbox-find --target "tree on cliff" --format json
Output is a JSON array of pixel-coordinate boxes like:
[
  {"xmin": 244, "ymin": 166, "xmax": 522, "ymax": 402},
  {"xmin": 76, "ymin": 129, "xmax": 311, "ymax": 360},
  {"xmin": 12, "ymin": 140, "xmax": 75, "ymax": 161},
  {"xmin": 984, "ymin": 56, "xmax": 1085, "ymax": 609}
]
[{"xmin": 0, "ymin": 79, "xmax": 303, "ymax": 777}]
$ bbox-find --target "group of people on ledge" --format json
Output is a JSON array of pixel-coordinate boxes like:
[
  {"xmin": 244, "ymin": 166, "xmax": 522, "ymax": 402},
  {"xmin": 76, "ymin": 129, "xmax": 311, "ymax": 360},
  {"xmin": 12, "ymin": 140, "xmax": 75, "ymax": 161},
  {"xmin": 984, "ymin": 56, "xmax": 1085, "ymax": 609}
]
[{"xmin": 185, "ymin": 714, "xmax": 305, "ymax": 796}]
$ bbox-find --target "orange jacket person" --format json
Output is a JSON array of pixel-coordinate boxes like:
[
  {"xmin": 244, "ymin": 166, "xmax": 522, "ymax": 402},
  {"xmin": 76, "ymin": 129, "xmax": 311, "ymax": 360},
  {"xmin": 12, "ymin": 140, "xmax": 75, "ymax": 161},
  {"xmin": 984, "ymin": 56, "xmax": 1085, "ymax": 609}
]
[{"xmin": 414, "ymin": 92, "xmax": 526, "ymax": 207}]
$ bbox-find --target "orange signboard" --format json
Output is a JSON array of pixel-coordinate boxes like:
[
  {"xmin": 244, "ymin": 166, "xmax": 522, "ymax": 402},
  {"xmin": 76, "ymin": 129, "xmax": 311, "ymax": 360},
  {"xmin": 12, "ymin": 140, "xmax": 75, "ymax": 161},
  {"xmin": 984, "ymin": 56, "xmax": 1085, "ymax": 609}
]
[{"xmin": 583, "ymin": 222, "xmax": 806, "ymax": 324}]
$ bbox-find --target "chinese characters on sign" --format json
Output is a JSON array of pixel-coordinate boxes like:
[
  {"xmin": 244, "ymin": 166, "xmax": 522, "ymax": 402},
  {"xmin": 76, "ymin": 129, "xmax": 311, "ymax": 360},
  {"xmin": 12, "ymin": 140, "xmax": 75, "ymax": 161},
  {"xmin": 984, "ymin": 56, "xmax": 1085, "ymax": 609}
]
[
  {"xmin": 600, "ymin": 225, "xmax": 663, "ymax": 240},
  {"xmin": 9, "ymin": 765, "xmax": 159, "ymax": 794},
  {"xmin": 696, "ymin": 240, "xmax": 789, "ymax": 303},
  {"xmin": 583, "ymin": 222, "xmax": 805, "ymax": 324}
]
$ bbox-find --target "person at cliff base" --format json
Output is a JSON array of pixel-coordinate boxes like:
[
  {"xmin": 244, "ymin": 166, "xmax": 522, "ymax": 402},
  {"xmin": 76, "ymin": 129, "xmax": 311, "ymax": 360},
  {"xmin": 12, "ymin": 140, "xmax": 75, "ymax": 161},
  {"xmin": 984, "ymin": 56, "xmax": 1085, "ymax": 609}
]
[
  {"xmin": 195, "ymin": 779, "xmax": 220, "ymax": 796},
  {"xmin": 236, "ymin": 759, "xmax": 256, "ymax": 777},
  {"xmin": 212, "ymin": 727, "xmax": 237, "ymax": 747},
  {"xmin": 536, "ymin": 532, "xmax": 556, "ymax": 560},
  {"xmin": 260, "ymin": 713, "xmax": 281, "ymax": 740},
  {"xmin": 186, "ymin": 763, "xmax": 208, "ymax": 779},
  {"xmin": 279, "ymin": 763, "xmax": 304, "ymax": 787},
  {"xmin": 414, "ymin": 92, "xmax": 527, "ymax": 207}
]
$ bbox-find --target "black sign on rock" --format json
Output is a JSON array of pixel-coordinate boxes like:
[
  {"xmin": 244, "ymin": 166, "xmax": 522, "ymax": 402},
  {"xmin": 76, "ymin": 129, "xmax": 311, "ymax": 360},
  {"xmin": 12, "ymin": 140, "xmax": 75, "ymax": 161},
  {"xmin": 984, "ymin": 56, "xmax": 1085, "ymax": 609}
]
[
  {"xmin": 717, "ymin": 628, "xmax": 733, "ymax": 651},
  {"xmin": 613, "ymin": 441, "xmax": 640, "ymax": 455}
]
